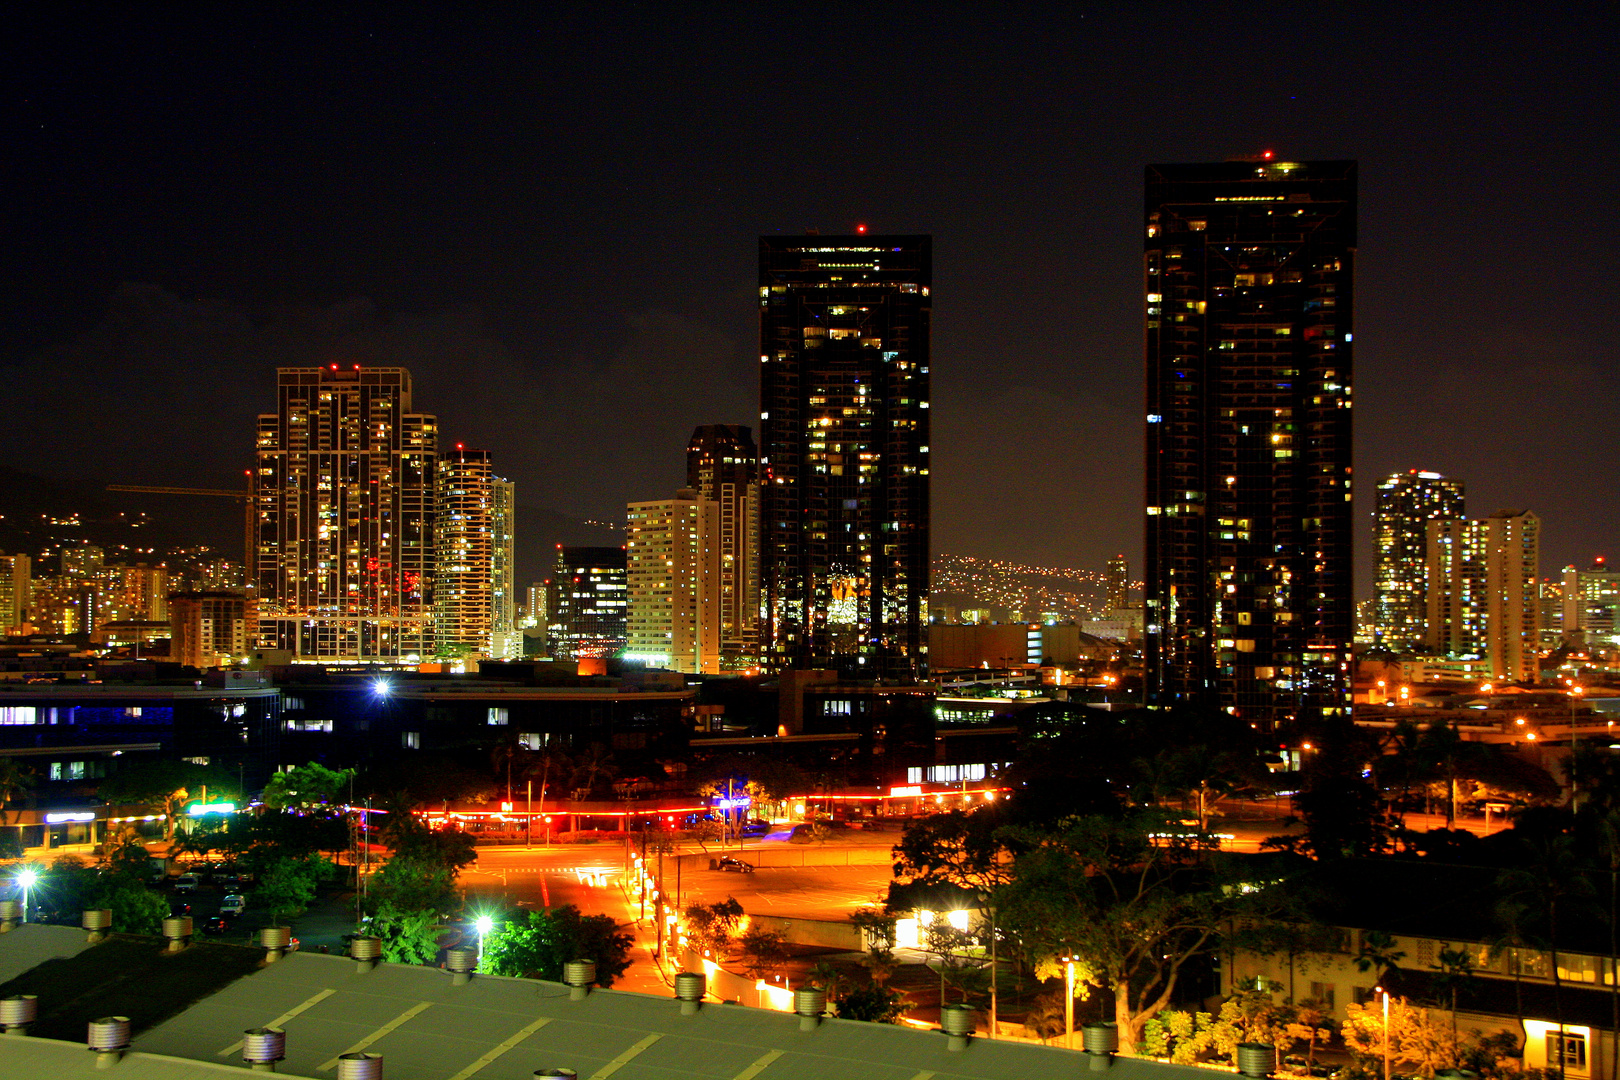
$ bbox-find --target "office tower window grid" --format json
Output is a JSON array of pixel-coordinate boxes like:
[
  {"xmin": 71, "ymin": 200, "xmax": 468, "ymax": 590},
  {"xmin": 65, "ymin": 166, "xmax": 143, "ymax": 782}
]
[
  {"xmin": 253, "ymin": 366, "xmax": 436, "ymax": 661},
  {"xmin": 1374, "ymin": 470, "xmax": 1464, "ymax": 650},
  {"xmin": 1143, "ymin": 160, "xmax": 1356, "ymax": 727},
  {"xmin": 687, "ymin": 425, "xmax": 760, "ymax": 670},
  {"xmin": 758, "ymin": 234, "xmax": 931, "ymax": 681}
]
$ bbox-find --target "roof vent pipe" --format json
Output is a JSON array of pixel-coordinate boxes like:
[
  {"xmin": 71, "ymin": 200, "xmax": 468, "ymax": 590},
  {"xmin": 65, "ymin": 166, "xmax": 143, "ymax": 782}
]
[
  {"xmin": 259, "ymin": 926, "xmax": 291, "ymax": 963},
  {"xmin": 795, "ymin": 987, "xmax": 827, "ymax": 1032},
  {"xmin": 0, "ymin": 899, "xmax": 19, "ymax": 933},
  {"xmin": 563, "ymin": 959, "xmax": 596, "ymax": 1001},
  {"xmin": 163, "ymin": 915, "xmax": 193, "ymax": 953},
  {"xmin": 1238, "ymin": 1043, "xmax": 1279, "ymax": 1079},
  {"xmin": 349, "ymin": 935, "xmax": 382, "ymax": 973},
  {"xmin": 674, "ymin": 972, "xmax": 706, "ymax": 1016},
  {"xmin": 242, "ymin": 1027, "xmax": 287, "ymax": 1072},
  {"xmin": 1084, "ymin": 1022, "xmax": 1120, "ymax": 1070},
  {"xmin": 940, "ymin": 1004, "xmax": 978, "ymax": 1052},
  {"xmin": 88, "ymin": 1016, "xmax": 131, "ymax": 1068},
  {"xmin": 336, "ymin": 1052, "xmax": 383, "ymax": 1080},
  {"xmin": 83, "ymin": 908, "xmax": 112, "ymax": 944},
  {"xmin": 1, "ymin": 994, "xmax": 39, "ymax": 1035},
  {"xmin": 446, "ymin": 947, "xmax": 478, "ymax": 986}
]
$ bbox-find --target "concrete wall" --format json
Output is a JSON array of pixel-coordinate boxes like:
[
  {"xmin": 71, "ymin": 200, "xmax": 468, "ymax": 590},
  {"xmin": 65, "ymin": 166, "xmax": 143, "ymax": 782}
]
[{"xmin": 747, "ymin": 914, "xmax": 863, "ymax": 952}]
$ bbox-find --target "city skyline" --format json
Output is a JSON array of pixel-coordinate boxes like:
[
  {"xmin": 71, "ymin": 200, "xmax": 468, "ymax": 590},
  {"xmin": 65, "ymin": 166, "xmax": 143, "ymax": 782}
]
[{"xmin": 5, "ymin": 8, "xmax": 1616, "ymax": 594}]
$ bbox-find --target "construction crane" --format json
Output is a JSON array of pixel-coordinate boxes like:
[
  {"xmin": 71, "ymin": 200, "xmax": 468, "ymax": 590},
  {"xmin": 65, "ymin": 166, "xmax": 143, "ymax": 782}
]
[
  {"xmin": 105, "ymin": 479, "xmax": 255, "ymax": 579},
  {"xmin": 105, "ymin": 485, "xmax": 248, "ymax": 499}
]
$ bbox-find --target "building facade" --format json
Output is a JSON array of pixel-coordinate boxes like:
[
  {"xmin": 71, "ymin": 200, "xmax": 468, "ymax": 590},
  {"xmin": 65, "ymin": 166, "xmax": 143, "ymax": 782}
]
[
  {"xmin": 1106, "ymin": 554, "xmax": 1130, "ymax": 612},
  {"xmin": 1374, "ymin": 470, "xmax": 1465, "ymax": 651},
  {"xmin": 490, "ymin": 478, "xmax": 518, "ymax": 659},
  {"xmin": 0, "ymin": 553, "xmax": 30, "ymax": 634},
  {"xmin": 625, "ymin": 490, "xmax": 720, "ymax": 674},
  {"xmin": 758, "ymin": 234, "xmax": 931, "ymax": 681},
  {"xmin": 551, "ymin": 545, "xmax": 627, "ymax": 661},
  {"xmin": 1563, "ymin": 558, "xmax": 1620, "ymax": 648},
  {"xmin": 434, "ymin": 445, "xmax": 496, "ymax": 660},
  {"xmin": 686, "ymin": 424, "xmax": 759, "ymax": 669},
  {"xmin": 1426, "ymin": 509, "xmax": 1540, "ymax": 682},
  {"xmin": 1143, "ymin": 159, "xmax": 1357, "ymax": 728},
  {"xmin": 169, "ymin": 590, "xmax": 248, "ymax": 669},
  {"xmin": 253, "ymin": 365, "xmax": 437, "ymax": 662}
]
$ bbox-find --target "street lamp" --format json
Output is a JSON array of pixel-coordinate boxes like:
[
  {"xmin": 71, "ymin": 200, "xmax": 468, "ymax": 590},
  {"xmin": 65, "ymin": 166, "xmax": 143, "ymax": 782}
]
[
  {"xmin": 1061, "ymin": 952, "xmax": 1078, "ymax": 1050},
  {"xmin": 1374, "ymin": 985, "xmax": 1391, "ymax": 1080},
  {"xmin": 15, "ymin": 868, "xmax": 38, "ymax": 924}
]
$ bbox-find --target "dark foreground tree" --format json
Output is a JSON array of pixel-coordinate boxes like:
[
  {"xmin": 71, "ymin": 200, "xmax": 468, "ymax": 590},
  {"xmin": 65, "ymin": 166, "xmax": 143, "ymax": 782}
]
[{"xmin": 997, "ymin": 809, "xmax": 1287, "ymax": 1050}]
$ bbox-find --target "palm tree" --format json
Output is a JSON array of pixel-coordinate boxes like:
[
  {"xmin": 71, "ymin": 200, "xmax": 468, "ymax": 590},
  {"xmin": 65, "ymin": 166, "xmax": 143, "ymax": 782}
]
[
  {"xmin": 808, "ymin": 960, "xmax": 848, "ymax": 1002},
  {"xmin": 569, "ymin": 744, "xmax": 617, "ymax": 799},
  {"xmin": 1432, "ymin": 944, "xmax": 1477, "ymax": 1065},
  {"xmin": 0, "ymin": 757, "xmax": 36, "ymax": 826},
  {"xmin": 1498, "ymin": 833, "xmax": 1597, "ymax": 1080}
]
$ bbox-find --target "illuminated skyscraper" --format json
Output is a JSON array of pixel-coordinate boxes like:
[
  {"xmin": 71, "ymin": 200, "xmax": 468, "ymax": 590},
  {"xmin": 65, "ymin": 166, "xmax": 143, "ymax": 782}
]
[
  {"xmin": 434, "ymin": 446, "xmax": 498, "ymax": 660},
  {"xmin": 0, "ymin": 553, "xmax": 29, "ymax": 634},
  {"xmin": 625, "ymin": 490, "xmax": 719, "ymax": 673},
  {"xmin": 552, "ymin": 545, "xmax": 627, "ymax": 660},
  {"xmin": 490, "ymin": 478, "xmax": 517, "ymax": 659},
  {"xmin": 686, "ymin": 424, "xmax": 759, "ymax": 669},
  {"xmin": 1106, "ymin": 555, "xmax": 1130, "ymax": 612},
  {"xmin": 1143, "ymin": 159, "xmax": 1356, "ymax": 728},
  {"xmin": 1426, "ymin": 509, "xmax": 1539, "ymax": 681},
  {"xmin": 253, "ymin": 365, "xmax": 437, "ymax": 661},
  {"xmin": 1374, "ymin": 470, "xmax": 1465, "ymax": 650},
  {"xmin": 758, "ymin": 234, "xmax": 931, "ymax": 680},
  {"xmin": 1561, "ymin": 558, "xmax": 1620, "ymax": 647}
]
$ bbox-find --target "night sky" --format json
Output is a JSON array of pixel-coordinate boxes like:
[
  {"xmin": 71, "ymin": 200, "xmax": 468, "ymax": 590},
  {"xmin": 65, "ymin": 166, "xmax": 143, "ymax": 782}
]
[{"xmin": 7, "ymin": 5, "xmax": 1616, "ymax": 593}]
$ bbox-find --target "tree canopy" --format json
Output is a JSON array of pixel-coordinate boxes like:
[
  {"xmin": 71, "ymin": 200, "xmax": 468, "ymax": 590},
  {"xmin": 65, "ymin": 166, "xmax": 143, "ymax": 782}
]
[{"xmin": 479, "ymin": 904, "xmax": 634, "ymax": 986}]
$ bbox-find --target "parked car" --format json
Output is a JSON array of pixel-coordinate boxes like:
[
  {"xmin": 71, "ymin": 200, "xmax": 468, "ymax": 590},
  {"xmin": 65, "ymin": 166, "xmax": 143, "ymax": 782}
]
[
  {"xmin": 174, "ymin": 873, "xmax": 200, "ymax": 893},
  {"xmin": 740, "ymin": 818, "xmax": 771, "ymax": 837},
  {"xmin": 200, "ymin": 915, "xmax": 232, "ymax": 936},
  {"xmin": 716, "ymin": 856, "xmax": 755, "ymax": 873},
  {"xmin": 219, "ymin": 894, "xmax": 247, "ymax": 916}
]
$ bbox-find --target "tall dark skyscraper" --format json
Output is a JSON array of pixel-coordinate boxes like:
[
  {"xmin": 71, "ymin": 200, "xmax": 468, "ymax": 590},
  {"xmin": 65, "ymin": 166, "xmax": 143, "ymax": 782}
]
[
  {"xmin": 1143, "ymin": 159, "xmax": 1356, "ymax": 728},
  {"xmin": 758, "ymin": 234, "xmax": 931, "ymax": 681},
  {"xmin": 687, "ymin": 424, "xmax": 760, "ymax": 670},
  {"xmin": 551, "ymin": 545, "xmax": 627, "ymax": 661}
]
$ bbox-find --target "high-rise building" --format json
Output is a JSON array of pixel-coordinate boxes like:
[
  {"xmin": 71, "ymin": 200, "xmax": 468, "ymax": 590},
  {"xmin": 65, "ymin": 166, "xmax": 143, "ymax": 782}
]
[
  {"xmin": 169, "ymin": 590, "xmax": 248, "ymax": 669},
  {"xmin": 1426, "ymin": 510, "xmax": 1540, "ymax": 682},
  {"xmin": 1374, "ymin": 470, "xmax": 1465, "ymax": 651},
  {"xmin": 758, "ymin": 233, "xmax": 932, "ymax": 681},
  {"xmin": 1562, "ymin": 558, "xmax": 1620, "ymax": 646},
  {"xmin": 490, "ymin": 478, "xmax": 518, "ymax": 659},
  {"xmin": 552, "ymin": 545, "xmax": 627, "ymax": 661},
  {"xmin": 1143, "ymin": 159, "xmax": 1357, "ymax": 728},
  {"xmin": 687, "ymin": 425, "xmax": 759, "ymax": 669},
  {"xmin": 625, "ymin": 490, "xmax": 720, "ymax": 673},
  {"xmin": 522, "ymin": 581, "xmax": 548, "ymax": 629},
  {"xmin": 434, "ymin": 445, "xmax": 496, "ymax": 660},
  {"xmin": 1106, "ymin": 555, "xmax": 1130, "ymax": 612},
  {"xmin": 0, "ymin": 553, "xmax": 31, "ymax": 634},
  {"xmin": 253, "ymin": 365, "xmax": 437, "ymax": 662}
]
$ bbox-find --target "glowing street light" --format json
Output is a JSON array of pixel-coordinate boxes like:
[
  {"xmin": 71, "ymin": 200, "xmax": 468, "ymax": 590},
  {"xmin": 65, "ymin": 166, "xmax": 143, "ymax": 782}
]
[
  {"xmin": 1060, "ymin": 951, "xmax": 1078, "ymax": 1049},
  {"xmin": 1374, "ymin": 985, "xmax": 1391, "ymax": 1080},
  {"xmin": 15, "ymin": 867, "xmax": 39, "ymax": 923},
  {"xmin": 372, "ymin": 679, "xmax": 392, "ymax": 698}
]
